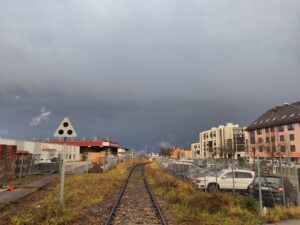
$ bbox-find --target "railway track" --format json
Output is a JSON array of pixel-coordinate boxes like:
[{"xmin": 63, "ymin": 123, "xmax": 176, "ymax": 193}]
[{"xmin": 104, "ymin": 163, "xmax": 167, "ymax": 225}]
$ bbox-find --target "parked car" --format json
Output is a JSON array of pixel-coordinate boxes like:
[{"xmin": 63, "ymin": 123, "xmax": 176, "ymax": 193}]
[
  {"xmin": 194, "ymin": 159, "xmax": 205, "ymax": 167},
  {"xmin": 282, "ymin": 162, "xmax": 295, "ymax": 168},
  {"xmin": 197, "ymin": 169, "xmax": 255, "ymax": 192},
  {"xmin": 249, "ymin": 175, "xmax": 298, "ymax": 207},
  {"xmin": 205, "ymin": 159, "xmax": 216, "ymax": 168},
  {"xmin": 273, "ymin": 160, "xmax": 295, "ymax": 168},
  {"xmin": 187, "ymin": 167, "xmax": 208, "ymax": 185}
]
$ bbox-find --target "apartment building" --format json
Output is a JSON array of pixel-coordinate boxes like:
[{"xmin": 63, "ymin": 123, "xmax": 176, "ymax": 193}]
[
  {"xmin": 191, "ymin": 142, "xmax": 203, "ymax": 159},
  {"xmin": 246, "ymin": 102, "xmax": 300, "ymax": 163},
  {"xmin": 198, "ymin": 123, "xmax": 246, "ymax": 159}
]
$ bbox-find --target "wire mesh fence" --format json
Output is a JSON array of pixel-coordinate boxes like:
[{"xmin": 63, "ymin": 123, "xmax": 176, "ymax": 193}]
[
  {"xmin": 156, "ymin": 156, "xmax": 300, "ymax": 209},
  {"xmin": 0, "ymin": 149, "xmax": 147, "ymax": 188}
]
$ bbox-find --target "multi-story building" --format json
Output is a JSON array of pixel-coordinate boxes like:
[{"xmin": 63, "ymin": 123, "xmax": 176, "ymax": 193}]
[
  {"xmin": 246, "ymin": 102, "xmax": 300, "ymax": 163},
  {"xmin": 191, "ymin": 142, "xmax": 203, "ymax": 159},
  {"xmin": 198, "ymin": 123, "xmax": 246, "ymax": 159}
]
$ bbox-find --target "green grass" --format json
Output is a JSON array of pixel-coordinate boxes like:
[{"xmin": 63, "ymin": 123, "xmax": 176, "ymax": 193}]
[
  {"xmin": 1, "ymin": 160, "xmax": 144, "ymax": 225},
  {"xmin": 264, "ymin": 205, "xmax": 300, "ymax": 223}
]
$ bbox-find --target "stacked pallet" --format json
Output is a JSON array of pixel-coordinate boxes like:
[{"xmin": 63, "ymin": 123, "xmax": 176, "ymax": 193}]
[
  {"xmin": 0, "ymin": 144, "xmax": 17, "ymax": 181},
  {"xmin": 88, "ymin": 152, "xmax": 106, "ymax": 165}
]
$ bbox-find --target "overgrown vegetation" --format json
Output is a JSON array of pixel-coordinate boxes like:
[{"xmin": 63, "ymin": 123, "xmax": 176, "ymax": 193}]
[
  {"xmin": 145, "ymin": 162, "xmax": 300, "ymax": 225},
  {"xmin": 1, "ymin": 161, "xmax": 143, "ymax": 225},
  {"xmin": 264, "ymin": 205, "xmax": 300, "ymax": 223}
]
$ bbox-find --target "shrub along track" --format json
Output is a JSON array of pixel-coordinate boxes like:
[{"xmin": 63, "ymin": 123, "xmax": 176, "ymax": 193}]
[{"xmin": 104, "ymin": 163, "xmax": 167, "ymax": 225}]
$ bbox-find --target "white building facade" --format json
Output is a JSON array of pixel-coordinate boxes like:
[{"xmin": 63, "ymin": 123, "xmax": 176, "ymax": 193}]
[
  {"xmin": 0, "ymin": 139, "xmax": 80, "ymax": 161},
  {"xmin": 192, "ymin": 123, "xmax": 247, "ymax": 160}
]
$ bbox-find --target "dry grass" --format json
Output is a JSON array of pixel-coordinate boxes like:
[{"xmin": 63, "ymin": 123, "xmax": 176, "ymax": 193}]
[
  {"xmin": 264, "ymin": 206, "xmax": 300, "ymax": 223},
  {"xmin": 146, "ymin": 162, "xmax": 300, "ymax": 225},
  {"xmin": 145, "ymin": 162, "xmax": 262, "ymax": 225},
  {"xmin": 4, "ymin": 160, "xmax": 144, "ymax": 225}
]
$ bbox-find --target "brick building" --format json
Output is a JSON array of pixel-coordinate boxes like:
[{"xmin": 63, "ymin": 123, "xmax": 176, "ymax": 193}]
[{"xmin": 246, "ymin": 102, "xmax": 300, "ymax": 163}]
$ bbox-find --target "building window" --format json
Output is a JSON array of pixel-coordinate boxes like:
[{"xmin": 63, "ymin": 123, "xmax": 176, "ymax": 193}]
[
  {"xmin": 265, "ymin": 128, "xmax": 269, "ymax": 133},
  {"xmin": 280, "ymin": 135, "xmax": 285, "ymax": 142},
  {"xmin": 270, "ymin": 127, "xmax": 274, "ymax": 132},
  {"xmin": 290, "ymin": 134, "xmax": 295, "ymax": 141},
  {"xmin": 271, "ymin": 136, "xmax": 275, "ymax": 143},
  {"xmin": 259, "ymin": 146, "xmax": 263, "ymax": 152},
  {"xmin": 291, "ymin": 145, "xmax": 296, "ymax": 152},
  {"xmin": 258, "ymin": 138, "xmax": 263, "ymax": 143},
  {"xmin": 266, "ymin": 146, "xmax": 271, "ymax": 152},
  {"xmin": 266, "ymin": 137, "xmax": 270, "ymax": 143},
  {"xmin": 257, "ymin": 129, "xmax": 262, "ymax": 135},
  {"xmin": 277, "ymin": 125, "xmax": 284, "ymax": 132},
  {"xmin": 272, "ymin": 145, "xmax": 276, "ymax": 152},
  {"xmin": 280, "ymin": 145, "xmax": 286, "ymax": 152},
  {"xmin": 287, "ymin": 123, "xmax": 294, "ymax": 131}
]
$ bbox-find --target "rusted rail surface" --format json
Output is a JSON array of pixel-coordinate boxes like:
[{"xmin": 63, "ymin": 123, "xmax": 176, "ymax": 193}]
[{"xmin": 104, "ymin": 163, "xmax": 167, "ymax": 225}]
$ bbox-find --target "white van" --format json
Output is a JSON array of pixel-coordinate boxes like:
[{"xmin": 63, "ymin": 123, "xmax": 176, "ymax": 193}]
[{"xmin": 197, "ymin": 169, "xmax": 255, "ymax": 192}]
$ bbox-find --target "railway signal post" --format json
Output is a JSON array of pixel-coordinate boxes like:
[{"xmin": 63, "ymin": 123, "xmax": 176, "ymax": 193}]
[{"xmin": 53, "ymin": 117, "xmax": 77, "ymax": 205}]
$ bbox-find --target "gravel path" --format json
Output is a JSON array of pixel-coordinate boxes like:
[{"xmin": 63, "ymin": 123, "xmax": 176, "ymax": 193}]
[{"xmin": 111, "ymin": 164, "xmax": 162, "ymax": 225}]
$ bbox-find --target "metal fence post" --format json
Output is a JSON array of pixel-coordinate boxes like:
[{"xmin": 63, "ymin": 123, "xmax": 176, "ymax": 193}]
[
  {"xmin": 296, "ymin": 167, "xmax": 300, "ymax": 206},
  {"xmin": 257, "ymin": 157, "xmax": 263, "ymax": 215},
  {"xmin": 232, "ymin": 157, "xmax": 235, "ymax": 194},
  {"xmin": 279, "ymin": 158, "xmax": 286, "ymax": 207},
  {"xmin": 19, "ymin": 155, "xmax": 24, "ymax": 178},
  {"xmin": 215, "ymin": 159, "xmax": 218, "ymax": 189}
]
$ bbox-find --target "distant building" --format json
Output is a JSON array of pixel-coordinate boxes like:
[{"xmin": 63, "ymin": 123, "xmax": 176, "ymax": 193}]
[
  {"xmin": 0, "ymin": 138, "xmax": 80, "ymax": 161},
  {"xmin": 246, "ymin": 102, "xmax": 300, "ymax": 163},
  {"xmin": 199, "ymin": 123, "xmax": 247, "ymax": 159},
  {"xmin": 171, "ymin": 148, "xmax": 192, "ymax": 160}
]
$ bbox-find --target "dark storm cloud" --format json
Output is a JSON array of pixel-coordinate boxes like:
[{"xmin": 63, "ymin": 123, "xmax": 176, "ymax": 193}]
[{"xmin": 1, "ymin": 0, "xmax": 300, "ymax": 149}]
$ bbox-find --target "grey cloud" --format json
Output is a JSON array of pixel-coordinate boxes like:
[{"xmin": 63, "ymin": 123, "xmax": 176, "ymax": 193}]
[{"xmin": 0, "ymin": 0, "xmax": 300, "ymax": 149}]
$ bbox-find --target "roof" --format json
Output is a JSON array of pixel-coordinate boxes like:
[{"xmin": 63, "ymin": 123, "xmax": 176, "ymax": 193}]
[
  {"xmin": 246, "ymin": 101, "xmax": 300, "ymax": 131},
  {"xmin": 47, "ymin": 140, "xmax": 120, "ymax": 148}
]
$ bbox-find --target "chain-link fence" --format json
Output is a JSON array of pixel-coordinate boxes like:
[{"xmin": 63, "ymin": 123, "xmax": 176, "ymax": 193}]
[
  {"xmin": 1, "ymin": 149, "xmax": 145, "ymax": 186},
  {"xmin": 1, "ymin": 152, "xmax": 62, "ymax": 185},
  {"xmin": 156, "ymin": 156, "xmax": 300, "ymax": 209}
]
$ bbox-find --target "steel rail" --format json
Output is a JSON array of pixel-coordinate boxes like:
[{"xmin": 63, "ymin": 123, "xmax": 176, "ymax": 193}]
[
  {"xmin": 104, "ymin": 163, "xmax": 141, "ymax": 225},
  {"xmin": 104, "ymin": 163, "xmax": 167, "ymax": 225},
  {"xmin": 142, "ymin": 166, "xmax": 168, "ymax": 225}
]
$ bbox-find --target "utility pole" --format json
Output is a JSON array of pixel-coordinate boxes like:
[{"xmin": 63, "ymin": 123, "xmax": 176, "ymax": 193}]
[{"xmin": 60, "ymin": 137, "xmax": 66, "ymax": 204}]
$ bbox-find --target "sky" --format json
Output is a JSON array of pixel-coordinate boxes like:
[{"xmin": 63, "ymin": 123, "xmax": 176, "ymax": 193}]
[{"xmin": 0, "ymin": 0, "xmax": 300, "ymax": 151}]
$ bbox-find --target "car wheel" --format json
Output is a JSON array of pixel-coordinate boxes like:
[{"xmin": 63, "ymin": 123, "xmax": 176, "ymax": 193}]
[{"xmin": 207, "ymin": 183, "xmax": 219, "ymax": 192}]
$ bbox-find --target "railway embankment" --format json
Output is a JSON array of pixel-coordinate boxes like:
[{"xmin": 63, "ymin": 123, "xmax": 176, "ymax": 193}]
[
  {"xmin": 0, "ymin": 161, "xmax": 144, "ymax": 225},
  {"xmin": 144, "ymin": 162, "xmax": 300, "ymax": 225}
]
